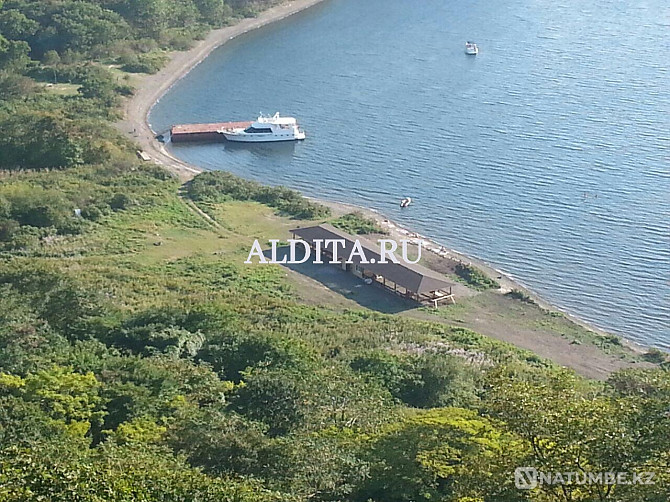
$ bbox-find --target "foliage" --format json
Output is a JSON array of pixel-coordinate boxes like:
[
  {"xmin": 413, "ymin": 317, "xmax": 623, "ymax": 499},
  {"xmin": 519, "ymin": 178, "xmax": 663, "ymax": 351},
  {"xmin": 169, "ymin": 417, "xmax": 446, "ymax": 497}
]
[
  {"xmin": 455, "ymin": 262, "xmax": 500, "ymax": 290},
  {"xmin": 119, "ymin": 51, "xmax": 169, "ymax": 74},
  {"xmin": 167, "ymin": 406, "xmax": 269, "ymax": 475},
  {"xmin": 505, "ymin": 288, "xmax": 535, "ymax": 303},
  {"xmin": 642, "ymin": 347, "xmax": 668, "ymax": 364},
  {"xmin": 187, "ymin": 171, "xmax": 331, "ymax": 220},
  {"xmin": 230, "ymin": 369, "xmax": 310, "ymax": 437},
  {"xmin": 356, "ymin": 407, "xmax": 529, "ymax": 502},
  {"xmin": 350, "ymin": 349, "xmax": 480, "ymax": 408},
  {"xmin": 0, "ymin": 439, "xmax": 285, "ymax": 501},
  {"xmin": 483, "ymin": 366, "xmax": 670, "ymax": 501},
  {"xmin": 0, "ymin": 35, "xmax": 30, "ymax": 71},
  {"xmin": 0, "ymin": 110, "xmax": 84, "ymax": 170},
  {"xmin": 0, "ymin": 70, "xmax": 35, "ymax": 100},
  {"xmin": 1, "ymin": 365, "xmax": 105, "ymax": 437},
  {"xmin": 330, "ymin": 211, "xmax": 386, "ymax": 235},
  {"xmin": 0, "ymin": 1, "xmax": 666, "ymax": 500}
]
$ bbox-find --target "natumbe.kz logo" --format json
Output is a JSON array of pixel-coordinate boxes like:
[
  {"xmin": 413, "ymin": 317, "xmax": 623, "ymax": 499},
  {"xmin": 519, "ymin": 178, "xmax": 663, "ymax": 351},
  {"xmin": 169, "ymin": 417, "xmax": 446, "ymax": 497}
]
[{"xmin": 514, "ymin": 467, "xmax": 656, "ymax": 490}]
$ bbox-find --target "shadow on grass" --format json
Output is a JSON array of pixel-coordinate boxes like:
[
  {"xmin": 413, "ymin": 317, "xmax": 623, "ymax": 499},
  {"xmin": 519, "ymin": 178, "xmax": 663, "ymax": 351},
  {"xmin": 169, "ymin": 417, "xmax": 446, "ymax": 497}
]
[{"xmin": 266, "ymin": 246, "xmax": 416, "ymax": 314}]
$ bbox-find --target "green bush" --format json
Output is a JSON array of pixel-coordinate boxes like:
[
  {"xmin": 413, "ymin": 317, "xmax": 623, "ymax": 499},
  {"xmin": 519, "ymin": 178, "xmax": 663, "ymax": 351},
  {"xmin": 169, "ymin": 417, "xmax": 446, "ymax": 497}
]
[
  {"xmin": 187, "ymin": 171, "xmax": 331, "ymax": 219},
  {"xmin": 642, "ymin": 348, "xmax": 668, "ymax": 364},
  {"xmin": 0, "ymin": 111, "xmax": 84, "ymax": 170},
  {"xmin": 0, "ymin": 185, "xmax": 73, "ymax": 230},
  {"xmin": 330, "ymin": 212, "xmax": 385, "ymax": 235},
  {"xmin": 231, "ymin": 369, "xmax": 308, "ymax": 437},
  {"xmin": 603, "ymin": 334, "xmax": 622, "ymax": 346},
  {"xmin": 505, "ymin": 288, "xmax": 535, "ymax": 304},
  {"xmin": 120, "ymin": 52, "xmax": 168, "ymax": 74},
  {"xmin": 350, "ymin": 350, "xmax": 479, "ymax": 409},
  {"xmin": 454, "ymin": 263, "xmax": 499, "ymax": 290},
  {"xmin": 109, "ymin": 193, "xmax": 133, "ymax": 210}
]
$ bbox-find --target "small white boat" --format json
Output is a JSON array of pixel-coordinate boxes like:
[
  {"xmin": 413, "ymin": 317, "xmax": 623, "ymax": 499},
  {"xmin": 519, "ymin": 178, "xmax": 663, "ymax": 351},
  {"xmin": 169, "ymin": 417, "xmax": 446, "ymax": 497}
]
[
  {"xmin": 218, "ymin": 112, "xmax": 305, "ymax": 143},
  {"xmin": 465, "ymin": 41, "xmax": 479, "ymax": 55},
  {"xmin": 400, "ymin": 197, "xmax": 412, "ymax": 208}
]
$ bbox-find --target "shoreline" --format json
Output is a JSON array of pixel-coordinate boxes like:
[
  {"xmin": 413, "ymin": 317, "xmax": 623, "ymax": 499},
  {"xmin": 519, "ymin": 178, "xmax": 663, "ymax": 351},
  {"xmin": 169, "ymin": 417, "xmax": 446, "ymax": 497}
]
[
  {"xmin": 116, "ymin": 0, "xmax": 651, "ymax": 374},
  {"xmin": 117, "ymin": 0, "xmax": 331, "ymax": 181},
  {"xmin": 315, "ymin": 198, "xmax": 648, "ymax": 356}
]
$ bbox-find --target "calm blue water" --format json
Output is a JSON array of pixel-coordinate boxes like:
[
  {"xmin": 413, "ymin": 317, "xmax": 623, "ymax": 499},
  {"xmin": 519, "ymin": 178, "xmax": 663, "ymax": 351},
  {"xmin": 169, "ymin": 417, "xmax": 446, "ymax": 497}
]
[{"xmin": 150, "ymin": 0, "xmax": 670, "ymax": 349}]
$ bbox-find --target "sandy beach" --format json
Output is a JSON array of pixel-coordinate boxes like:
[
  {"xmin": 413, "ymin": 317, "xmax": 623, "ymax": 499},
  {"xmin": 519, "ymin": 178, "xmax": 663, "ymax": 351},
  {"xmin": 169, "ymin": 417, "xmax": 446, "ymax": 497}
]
[{"xmin": 116, "ymin": 0, "xmax": 650, "ymax": 378}]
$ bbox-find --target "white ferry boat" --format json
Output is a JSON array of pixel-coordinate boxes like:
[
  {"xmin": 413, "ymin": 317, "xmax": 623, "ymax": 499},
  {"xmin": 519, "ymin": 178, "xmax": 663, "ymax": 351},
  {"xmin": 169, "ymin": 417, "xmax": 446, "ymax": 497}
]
[
  {"xmin": 465, "ymin": 41, "xmax": 479, "ymax": 55},
  {"xmin": 218, "ymin": 113, "xmax": 305, "ymax": 142}
]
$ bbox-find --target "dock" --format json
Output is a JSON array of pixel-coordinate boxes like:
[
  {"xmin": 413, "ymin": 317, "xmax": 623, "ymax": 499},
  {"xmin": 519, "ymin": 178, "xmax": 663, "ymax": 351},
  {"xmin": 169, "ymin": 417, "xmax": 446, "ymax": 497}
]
[{"xmin": 170, "ymin": 121, "xmax": 253, "ymax": 143}]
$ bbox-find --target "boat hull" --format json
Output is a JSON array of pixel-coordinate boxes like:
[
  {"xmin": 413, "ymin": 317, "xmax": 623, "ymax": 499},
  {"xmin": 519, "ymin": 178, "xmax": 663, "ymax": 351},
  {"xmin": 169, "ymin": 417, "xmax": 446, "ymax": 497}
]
[{"xmin": 221, "ymin": 132, "xmax": 305, "ymax": 143}]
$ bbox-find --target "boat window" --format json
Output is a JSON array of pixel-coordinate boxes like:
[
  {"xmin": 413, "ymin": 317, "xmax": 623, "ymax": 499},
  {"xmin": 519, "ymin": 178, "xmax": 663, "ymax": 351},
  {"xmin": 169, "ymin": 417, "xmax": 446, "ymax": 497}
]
[{"xmin": 244, "ymin": 127, "xmax": 273, "ymax": 134}]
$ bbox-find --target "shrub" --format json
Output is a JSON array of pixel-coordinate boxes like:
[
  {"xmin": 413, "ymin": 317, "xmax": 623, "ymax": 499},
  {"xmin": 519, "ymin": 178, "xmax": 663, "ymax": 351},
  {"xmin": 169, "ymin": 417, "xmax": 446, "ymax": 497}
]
[
  {"xmin": 331, "ymin": 212, "xmax": 385, "ymax": 235},
  {"xmin": 0, "ymin": 219, "xmax": 20, "ymax": 242},
  {"xmin": 505, "ymin": 289, "xmax": 535, "ymax": 304},
  {"xmin": 187, "ymin": 171, "xmax": 331, "ymax": 219},
  {"xmin": 1, "ymin": 185, "xmax": 73, "ymax": 229},
  {"xmin": 454, "ymin": 263, "xmax": 499, "ymax": 290},
  {"xmin": 231, "ymin": 369, "xmax": 308, "ymax": 436},
  {"xmin": 603, "ymin": 334, "xmax": 622, "ymax": 346},
  {"xmin": 0, "ymin": 111, "xmax": 84, "ymax": 170},
  {"xmin": 350, "ymin": 350, "xmax": 479, "ymax": 409},
  {"xmin": 643, "ymin": 348, "xmax": 667, "ymax": 364},
  {"xmin": 110, "ymin": 193, "xmax": 133, "ymax": 211},
  {"xmin": 42, "ymin": 50, "xmax": 61, "ymax": 66},
  {"xmin": 120, "ymin": 52, "xmax": 168, "ymax": 74}
]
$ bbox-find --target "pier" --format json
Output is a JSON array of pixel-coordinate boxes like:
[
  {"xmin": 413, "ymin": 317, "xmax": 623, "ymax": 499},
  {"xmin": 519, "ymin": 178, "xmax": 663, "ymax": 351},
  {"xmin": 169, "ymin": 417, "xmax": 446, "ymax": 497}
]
[{"xmin": 170, "ymin": 121, "xmax": 252, "ymax": 143}]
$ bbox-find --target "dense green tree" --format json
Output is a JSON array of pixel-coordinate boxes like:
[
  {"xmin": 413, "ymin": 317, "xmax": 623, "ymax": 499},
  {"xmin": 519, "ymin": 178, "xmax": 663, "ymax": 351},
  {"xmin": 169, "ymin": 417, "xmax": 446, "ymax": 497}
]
[
  {"xmin": 0, "ymin": 1, "xmax": 664, "ymax": 500},
  {"xmin": 0, "ymin": 111, "xmax": 84, "ymax": 170},
  {"xmin": 14, "ymin": 1, "xmax": 128, "ymax": 56},
  {"xmin": 0, "ymin": 9, "xmax": 39, "ymax": 40},
  {"xmin": 0, "ymin": 195, "xmax": 9, "ymax": 220},
  {"xmin": 22, "ymin": 365, "xmax": 106, "ymax": 435},
  {"xmin": 0, "ymin": 35, "xmax": 29, "ymax": 71},
  {"xmin": 77, "ymin": 65, "xmax": 119, "ymax": 105},
  {"xmin": 356, "ymin": 407, "xmax": 529, "ymax": 502},
  {"xmin": 114, "ymin": 0, "xmax": 170, "ymax": 36},
  {"xmin": 0, "ymin": 395, "xmax": 74, "ymax": 448},
  {"xmin": 197, "ymin": 331, "xmax": 316, "ymax": 382},
  {"xmin": 351, "ymin": 350, "xmax": 480, "ymax": 408},
  {"xmin": 99, "ymin": 380, "xmax": 156, "ymax": 432},
  {"xmin": 0, "ymin": 288, "xmax": 74, "ymax": 374},
  {"xmin": 0, "ymin": 185, "xmax": 73, "ymax": 228},
  {"xmin": 261, "ymin": 432, "xmax": 370, "ymax": 500},
  {"xmin": 0, "ymin": 262, "xmax": 98, "ymax": 334},
  {"xmin": 168, "ymin": 406, "xmax": 269, "ymax": 475},
  {"xmin": 41, "ymin": 48, "xmax": 60, "ymax": 65},
  {"xmin": 231, "ymin": 369, "xmax": 308, "ymax": 437},
  {"xmin": 0, "ymin": 70, "xmax": 35, "ymax": 100},
  {"xmin": 483, "ymin": 367, "xmax": 670, "ymax": 501},
  {"xmin": 0, "ymin": 438, "xmax": 285, "ymax": 501},
  {"xmin": 194, "ymin": 0, "xmax": 233, "ymax": 25}
]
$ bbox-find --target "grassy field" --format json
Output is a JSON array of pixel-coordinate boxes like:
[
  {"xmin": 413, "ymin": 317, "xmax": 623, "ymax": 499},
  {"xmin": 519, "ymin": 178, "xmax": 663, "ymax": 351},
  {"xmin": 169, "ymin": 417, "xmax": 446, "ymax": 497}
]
[
  {"xmin": 2, "ymin": 169, "xmax": 649, "ymax": 381},
  {"xmin": 175, "ymin": 194, "xmax": 649, "ymax": 378}
]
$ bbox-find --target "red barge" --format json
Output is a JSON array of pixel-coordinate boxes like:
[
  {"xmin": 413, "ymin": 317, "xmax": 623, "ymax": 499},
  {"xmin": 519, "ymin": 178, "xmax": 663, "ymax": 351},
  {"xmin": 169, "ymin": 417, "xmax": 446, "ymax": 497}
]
[{"xmin": 169, "ymin": 121, "xmax": 253, "ymax": 143}]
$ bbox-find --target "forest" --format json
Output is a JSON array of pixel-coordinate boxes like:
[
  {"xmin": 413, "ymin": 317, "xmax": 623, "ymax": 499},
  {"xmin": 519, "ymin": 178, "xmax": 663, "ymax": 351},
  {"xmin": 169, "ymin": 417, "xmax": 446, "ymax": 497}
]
[{"xmin": 0, "ymin": 1, "xmax": 668, "ymax": 501}]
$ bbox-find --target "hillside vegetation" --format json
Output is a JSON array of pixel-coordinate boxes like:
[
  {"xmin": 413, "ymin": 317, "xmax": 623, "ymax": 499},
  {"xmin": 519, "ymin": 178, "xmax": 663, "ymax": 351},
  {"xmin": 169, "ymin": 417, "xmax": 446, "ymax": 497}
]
[{"xmin": 0, "ymin": 1, "xmax": 668, "ymax": 501}]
